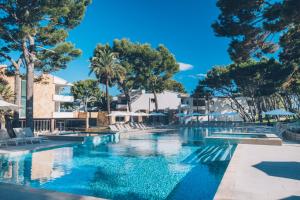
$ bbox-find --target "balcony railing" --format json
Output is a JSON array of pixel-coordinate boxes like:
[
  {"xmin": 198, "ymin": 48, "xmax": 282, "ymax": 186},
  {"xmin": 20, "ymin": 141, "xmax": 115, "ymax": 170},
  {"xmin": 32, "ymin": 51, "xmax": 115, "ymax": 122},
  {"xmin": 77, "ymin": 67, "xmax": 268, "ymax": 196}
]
[{"xmin": 53, "ymin": 94, "xmax": 74, "ymax": 102}]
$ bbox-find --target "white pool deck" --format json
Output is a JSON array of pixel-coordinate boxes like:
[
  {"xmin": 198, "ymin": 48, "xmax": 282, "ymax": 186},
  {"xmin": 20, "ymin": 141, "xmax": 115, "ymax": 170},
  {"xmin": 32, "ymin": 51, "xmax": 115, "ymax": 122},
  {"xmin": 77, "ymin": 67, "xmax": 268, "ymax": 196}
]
[
  {"xmin": 0, "ymin": 140, "xmax": 79, "ymax": 156},
  {"xmin": 214, "ymin": 143, "xmax": 300, "ymax": 200},
  {"xmin": 0, "ymin": 183, "xmax": 105, "ymax": 200}
]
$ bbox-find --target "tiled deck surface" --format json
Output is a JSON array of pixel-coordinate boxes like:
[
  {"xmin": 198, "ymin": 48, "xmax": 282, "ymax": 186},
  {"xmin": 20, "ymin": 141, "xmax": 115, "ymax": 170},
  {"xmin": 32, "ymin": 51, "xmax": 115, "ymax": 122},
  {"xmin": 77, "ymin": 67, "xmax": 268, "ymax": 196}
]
[
  {"xmin": 214, "ymin": 143, "xmax": 300, "ymax": 200},
  {"xmin": 0, "ymin": 183, "xmax": 104, "ymax": 200}
]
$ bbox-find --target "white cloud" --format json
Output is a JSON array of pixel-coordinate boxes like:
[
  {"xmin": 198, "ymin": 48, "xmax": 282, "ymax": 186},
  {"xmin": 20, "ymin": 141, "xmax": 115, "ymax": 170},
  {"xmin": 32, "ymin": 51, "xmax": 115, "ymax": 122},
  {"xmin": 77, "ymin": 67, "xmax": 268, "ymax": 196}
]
[
  {"xmin": 187, "ymin": 73, "xmax": 207, "ymax": 79},
  {"xmin": 196, "ymin": 73, "xmax": 207, "ymax": 78},
  {"xmin": 178, "ymin": 62, "xmax": 194, "ymax": 71}
]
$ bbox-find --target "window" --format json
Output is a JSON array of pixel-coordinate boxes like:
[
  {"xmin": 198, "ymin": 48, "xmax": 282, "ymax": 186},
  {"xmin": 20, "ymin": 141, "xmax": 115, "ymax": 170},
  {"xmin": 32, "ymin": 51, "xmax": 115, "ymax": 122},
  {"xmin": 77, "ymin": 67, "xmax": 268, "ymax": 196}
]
[
  {"xmin": 151, "ymin": 98, "xmax": 155, "ymax": 103},
  {"xmin": 193, "ymin": 99, "xmax": 206, "ymax": 106},
  {"xmin": 116, "ymin": 117, "xmax": 125, "ymax": 122}
]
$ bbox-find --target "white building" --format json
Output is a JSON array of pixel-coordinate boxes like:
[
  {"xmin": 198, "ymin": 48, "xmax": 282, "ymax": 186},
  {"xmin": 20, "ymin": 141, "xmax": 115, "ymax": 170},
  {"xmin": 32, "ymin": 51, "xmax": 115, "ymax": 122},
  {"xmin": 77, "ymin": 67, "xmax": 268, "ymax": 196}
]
[
  {"xmin": 112, "ymin": 90, "xmax": 187, "ymax": 124},
  {"xmin": 115, "ymin": 90, "xmax": 186, "ymax": 113},
  {"xmin": 180, "ymin": 96, "xmax": 251, "ymax": 122}
]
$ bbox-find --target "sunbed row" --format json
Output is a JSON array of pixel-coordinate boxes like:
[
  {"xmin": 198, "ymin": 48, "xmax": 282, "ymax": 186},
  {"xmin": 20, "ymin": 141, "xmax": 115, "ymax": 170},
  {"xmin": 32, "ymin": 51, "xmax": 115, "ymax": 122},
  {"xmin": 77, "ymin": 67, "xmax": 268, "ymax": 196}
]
[
  {"xmin": 0, "ymin": 128, "xmax": 44, "ymax": 147},
  {"xmin": 109, "ymin": 122, "xmax": 152, "ymax": 133}
]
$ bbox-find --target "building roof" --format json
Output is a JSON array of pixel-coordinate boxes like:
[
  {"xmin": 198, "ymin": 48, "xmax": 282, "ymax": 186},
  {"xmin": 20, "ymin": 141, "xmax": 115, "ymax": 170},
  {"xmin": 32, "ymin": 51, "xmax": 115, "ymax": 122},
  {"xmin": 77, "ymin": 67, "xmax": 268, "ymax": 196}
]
[{"xmin": 53, "ymin": 75, "xmax": 73, "ymax": 86}]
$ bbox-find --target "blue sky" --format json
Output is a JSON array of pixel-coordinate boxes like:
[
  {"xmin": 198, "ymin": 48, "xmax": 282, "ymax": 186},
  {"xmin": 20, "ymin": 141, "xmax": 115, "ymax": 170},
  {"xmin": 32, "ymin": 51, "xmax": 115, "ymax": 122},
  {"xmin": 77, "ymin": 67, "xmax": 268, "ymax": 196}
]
[{"xmin": 54, "ymin": 0, "xmax": 232, "ymax": 95}]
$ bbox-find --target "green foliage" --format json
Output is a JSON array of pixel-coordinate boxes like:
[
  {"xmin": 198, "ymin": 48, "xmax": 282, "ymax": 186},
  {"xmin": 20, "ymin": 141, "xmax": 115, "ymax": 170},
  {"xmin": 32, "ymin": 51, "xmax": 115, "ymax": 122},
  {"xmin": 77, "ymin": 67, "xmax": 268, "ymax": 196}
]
[
  {"xmin": 0, "ymin": 0, "xmax": 90, "ymax": 128},
  {"xmin": 90, "ymin": 45, "xmax": 125, "ymax": 114},
  {"xmin": 90, "ymin": 44, "xmax": 125, "ymax": 86},
  {"xmin": 229, "ymin": 59, "xmax": 294, "ymax": 97},
  {"xmin": 71, "ymin": 79, "xmax": 102, "ymax": 111},
  {"xmin": 164, "ymin": 79, "xmax": 186, "ymax": 93},
  {"xmin": 0, "ymin": 0, "xmax": 90, "ymax": 72},
  {"xmin": 213, "ymin": 0, "xmax": 300, "ymax": 66},
  {"xmin": 0, "ymin": 78, "xmax": 13, "ymax": 101},
  {"xmin": 198, "ymin": 59, "xmax": 298, "ymax": 121},
  {"xmin": 192, "ymin": 81, "xmax": 211, "ymax": 98}
]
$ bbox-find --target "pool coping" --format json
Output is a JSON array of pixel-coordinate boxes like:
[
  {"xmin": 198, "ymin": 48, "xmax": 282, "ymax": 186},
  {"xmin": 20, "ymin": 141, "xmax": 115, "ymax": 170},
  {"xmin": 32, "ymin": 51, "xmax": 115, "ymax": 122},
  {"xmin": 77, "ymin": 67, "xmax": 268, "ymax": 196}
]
[
  {"xmin": 0, "ymin": 182, "xmax": 106, "ymax": 200},
  {"xmin": 205, "ymin": 133, "xmax": 282, "ymax": 146},
  {"xmin": 0, "ymin": 140, "xmax": 80, "ymax": 157},
  {"xmin": 214, "ymin": 143, "xmax": 300, "ymax": 199}
]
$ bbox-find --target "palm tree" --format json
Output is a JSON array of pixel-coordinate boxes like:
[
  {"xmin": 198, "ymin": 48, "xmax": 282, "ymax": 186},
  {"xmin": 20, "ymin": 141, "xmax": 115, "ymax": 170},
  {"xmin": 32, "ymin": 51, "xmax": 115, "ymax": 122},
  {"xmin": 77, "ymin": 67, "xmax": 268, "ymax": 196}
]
[{"xmin": 90, "ymin": 46, "xmax": 125, "ymax": 120}]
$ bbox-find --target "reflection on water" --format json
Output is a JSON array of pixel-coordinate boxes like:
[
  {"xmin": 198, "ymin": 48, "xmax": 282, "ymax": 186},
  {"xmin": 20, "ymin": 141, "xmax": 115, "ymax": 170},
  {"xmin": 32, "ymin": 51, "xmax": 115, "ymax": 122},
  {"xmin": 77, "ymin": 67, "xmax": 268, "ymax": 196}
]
[
  {"xmin": 0, "ymin": 147, "xmax": 73, "ymax": 185},
  {"xmin": 0, "ymin": 128, "xmax": 235, "ymax": 200}
]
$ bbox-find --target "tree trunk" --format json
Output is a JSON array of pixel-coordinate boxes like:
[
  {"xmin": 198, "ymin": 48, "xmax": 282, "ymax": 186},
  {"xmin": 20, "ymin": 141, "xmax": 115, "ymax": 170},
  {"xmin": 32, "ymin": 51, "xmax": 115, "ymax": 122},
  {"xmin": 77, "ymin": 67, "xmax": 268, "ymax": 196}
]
[
  {"xmin": 12, "ymin": 64, "xmax": 21, "ymax": 128},
  {"xmin": 26, "ymin": 62, "xmax": 34, "ymax": 130},
  {"xmin": 125, "ymin": 91, "xmax": 132, "ymax": 112},
  {"xmin": 153, "ymin": 90, "xmax": 158, "ymax": 112},
  {"xmin": 85, "ymin": 100, "xmax": 89, "ymax": 130},
  {"xmin": 5, "ymin": 113, "xmax": 15, "ymax": 138},
  {"xmin": 106, "ymin": 79, "xmax": 110, "ymax": 124},
  {"xmin": 22, "ymin": 35, "xmax": 35, "ymax": 131},
  {"xmin": 256, "ymin": 99, "xmax": 263, "ymax": 123},
  {"xmin": 125, "ymin": 90, "xmax": 133, "ymax": 122}
]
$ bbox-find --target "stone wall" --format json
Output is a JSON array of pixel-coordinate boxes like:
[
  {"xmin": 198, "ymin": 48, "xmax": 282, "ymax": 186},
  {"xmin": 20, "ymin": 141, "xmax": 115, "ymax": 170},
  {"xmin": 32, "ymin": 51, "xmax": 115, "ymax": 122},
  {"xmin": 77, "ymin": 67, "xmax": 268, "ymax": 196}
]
[
  {"xmin": 2, "ymin": 74, "xmax": 56, "ymax": 118},
  {"xmin": 33, "ymin": 75, "xmax": 55, "ymax": 118}
]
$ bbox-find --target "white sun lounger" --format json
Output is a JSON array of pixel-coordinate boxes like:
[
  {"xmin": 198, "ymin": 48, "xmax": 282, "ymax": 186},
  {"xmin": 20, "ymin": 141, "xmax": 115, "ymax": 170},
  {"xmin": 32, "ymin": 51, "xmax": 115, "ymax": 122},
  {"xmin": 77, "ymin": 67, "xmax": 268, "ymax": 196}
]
[
  {"xmin": 0, "ymin": 129, "xmax": 25, "ymax": 146},
  {"xmin": 109, "ymin": 125, "xmax": 119, "ymax": 132},
  {"xmin": 13, "ymin": 128, "xmax": 43, "ymax": 144}
]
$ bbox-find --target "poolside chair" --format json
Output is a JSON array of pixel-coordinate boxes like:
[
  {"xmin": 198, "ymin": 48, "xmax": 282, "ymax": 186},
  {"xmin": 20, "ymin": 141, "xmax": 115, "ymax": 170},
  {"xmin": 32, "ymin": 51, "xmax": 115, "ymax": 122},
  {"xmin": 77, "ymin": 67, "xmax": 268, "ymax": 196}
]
[
  {"xmin": 124, "ymin": 124, "xmax": 135, "ymax": 131},
  {"xmin": 134, "ymin": 123, "xmax": 144, "ymax": 130},
  {"xmin": 0, "ymin": 129, "xmax": 25, "ymax": 146},
  {"xmin": 129, "ymin": 122, "xmax": 138, "ymax": 129},
  {"xmin": 115, "ymin": 124, "xmax": 127, "ymax": 132},
  {"xmin": 109, "ymin": 125, "xmax": 119, "ymax": 132},
  {"xmin": 13, "ymin": 128, "xmax": 43, "ymax": 144},
  {"xmin": 140, "ymin": 123, "xmax": 151, "ymax": 130}
]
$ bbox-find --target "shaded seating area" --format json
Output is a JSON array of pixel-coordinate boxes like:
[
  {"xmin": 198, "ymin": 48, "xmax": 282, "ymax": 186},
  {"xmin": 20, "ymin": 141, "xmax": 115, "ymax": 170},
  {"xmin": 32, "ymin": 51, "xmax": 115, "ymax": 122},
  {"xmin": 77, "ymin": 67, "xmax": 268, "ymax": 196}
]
[
  {"xmin": 109, "ymin": 122, "xmax": 160, "ymax": 133},
  {"xmin": 13, "ymin": 128, "xmax": 43, "ymax": 144},
  {"xmin": 0, "ymin": 129, "xmax": 25, "ymax": 147},
  {"xmin": 0, "ymin": 128, "xmax": 45, "ymax": 148}
]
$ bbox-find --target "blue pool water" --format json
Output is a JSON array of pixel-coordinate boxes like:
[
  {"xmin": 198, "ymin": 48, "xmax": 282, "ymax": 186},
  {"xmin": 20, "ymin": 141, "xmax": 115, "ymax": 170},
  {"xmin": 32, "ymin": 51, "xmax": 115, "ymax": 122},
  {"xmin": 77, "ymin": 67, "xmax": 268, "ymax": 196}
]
[
  {"xmin": 210, "ymin": 133, "xmax": 267, "ymax": 138},
  {"xmin": 0, "ymin": 128, "xmax": 236, "ymax": 200}
]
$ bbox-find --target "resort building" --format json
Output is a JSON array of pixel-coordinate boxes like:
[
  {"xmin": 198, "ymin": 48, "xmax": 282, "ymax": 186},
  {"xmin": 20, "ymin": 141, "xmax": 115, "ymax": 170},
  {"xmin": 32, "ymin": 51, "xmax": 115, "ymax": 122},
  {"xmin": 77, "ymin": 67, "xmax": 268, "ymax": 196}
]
[
  {"xmin": 1, "ymin": 65, "xmax": 79, "ymax": 131},
  {"xmin": 112, "ymin": 90, "xmax": 250, "ymax": 123},
  {"xmin": 185, "ymin": 96, "xmax": 250, "ymax": 121},
  {"xmin": 3, "ymin": 73, "xmax": 75, "ymax": 119},
  {"xmin": 111, "ymin": 90, "xmax": 187, "ymax": 123},
  {"xmin": 115, "ymin": 90, "xmax": 185, "ymax": 112}
]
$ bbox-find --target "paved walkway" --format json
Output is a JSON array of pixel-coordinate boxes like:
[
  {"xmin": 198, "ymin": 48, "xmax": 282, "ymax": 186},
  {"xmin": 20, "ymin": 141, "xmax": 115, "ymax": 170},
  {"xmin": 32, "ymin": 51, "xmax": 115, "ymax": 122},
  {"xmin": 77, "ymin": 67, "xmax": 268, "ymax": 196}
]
[
  {"xmin": 214, "ymin": 143, "xmax": 300, "ymax": 200},
  {"xmin": 0, "ymin": 183, "xmax": 104, "ymax": 200},
  {"xmin": 0, "ymin": 140, "xmax": 77, "ymax": 156}
]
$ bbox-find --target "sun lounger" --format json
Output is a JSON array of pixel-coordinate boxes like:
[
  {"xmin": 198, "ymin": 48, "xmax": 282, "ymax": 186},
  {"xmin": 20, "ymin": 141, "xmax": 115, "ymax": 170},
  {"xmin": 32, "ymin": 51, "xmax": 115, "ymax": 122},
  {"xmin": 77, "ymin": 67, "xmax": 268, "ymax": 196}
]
[
  {"xmin": 140, "ymin": 123, "xmax": 151, "ymax": 130},
  {"xmin": 133, "ymin": 123, "xmax": 144, "ymax": 130},
  {"xmin": 13, "ymin": 128, "xmax": 43, "ymax": 144},
  {"xmin": 0, "ymin": 129, "xmax": 25, "ymax": 146},
  {"xmin": 109, "ymin": 125, "xmax": 119, "ymax": 132}
]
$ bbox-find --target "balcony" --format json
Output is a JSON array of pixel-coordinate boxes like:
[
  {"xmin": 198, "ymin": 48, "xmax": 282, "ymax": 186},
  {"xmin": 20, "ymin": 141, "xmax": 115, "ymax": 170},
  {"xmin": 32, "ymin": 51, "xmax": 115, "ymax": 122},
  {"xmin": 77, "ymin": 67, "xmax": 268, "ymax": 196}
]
[
  {"xmin": 53, "ymin": 94, "xmax": 74, "ymax": 102},
  {"xmin": 53, "ymin": 112, "xmax": 74, "ymax": 118}
]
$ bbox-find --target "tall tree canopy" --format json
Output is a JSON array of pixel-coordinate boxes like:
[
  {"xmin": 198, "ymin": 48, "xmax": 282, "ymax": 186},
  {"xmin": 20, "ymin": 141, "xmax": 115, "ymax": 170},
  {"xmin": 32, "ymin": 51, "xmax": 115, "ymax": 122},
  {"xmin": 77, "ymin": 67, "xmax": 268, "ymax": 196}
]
[
  {"xmin": 71, "ymin": 79, "xmax": 102, "ymax": 129},
  {"xmin": 90, "ymin": 44, "xmax": 125, "ymax": 115},
  {"xmin": 111, "ymin": 39, "xmax": 180, "ymax": 112},
  {"xmin": 211, "ymin": 0, "xmax": 300, "ymax": 119},
  {"xmin": 164, "ymin": 79, "xmax": 186, "ymax": 93},
  {"xmin": 0, "ymin": 0, "xmax": 90, "ymax": 129},
  {"xmin": 0, "ymin": 73, "xmax": 13, "ymax": 101},
  {"xmin": 212, "ymin": 0, "xmax": 300, "ymax": 67},
  {"xmin": 200, "ymin": 59, "xmax": 295, "ymax": 121}
]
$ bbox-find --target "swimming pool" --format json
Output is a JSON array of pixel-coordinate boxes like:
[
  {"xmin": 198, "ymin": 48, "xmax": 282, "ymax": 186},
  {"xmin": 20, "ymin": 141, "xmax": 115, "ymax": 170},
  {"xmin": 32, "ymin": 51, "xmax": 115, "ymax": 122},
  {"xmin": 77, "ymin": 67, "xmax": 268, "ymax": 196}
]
[
  {"xmin": 210, "ymin": 133, "xmax": 267, "ymax": 138},
  {"xmin": 0, "ymin": 128, "xmax": 235, "ymax": 200}
]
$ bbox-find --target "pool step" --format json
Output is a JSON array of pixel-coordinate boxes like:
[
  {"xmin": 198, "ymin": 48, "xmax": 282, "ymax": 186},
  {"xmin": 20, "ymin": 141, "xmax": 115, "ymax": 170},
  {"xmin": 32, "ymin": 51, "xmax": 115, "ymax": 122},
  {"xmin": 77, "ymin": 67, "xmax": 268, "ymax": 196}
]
[{"xmin": 182, "ymin": 145, "xmax": 234, "ymax": 164}]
